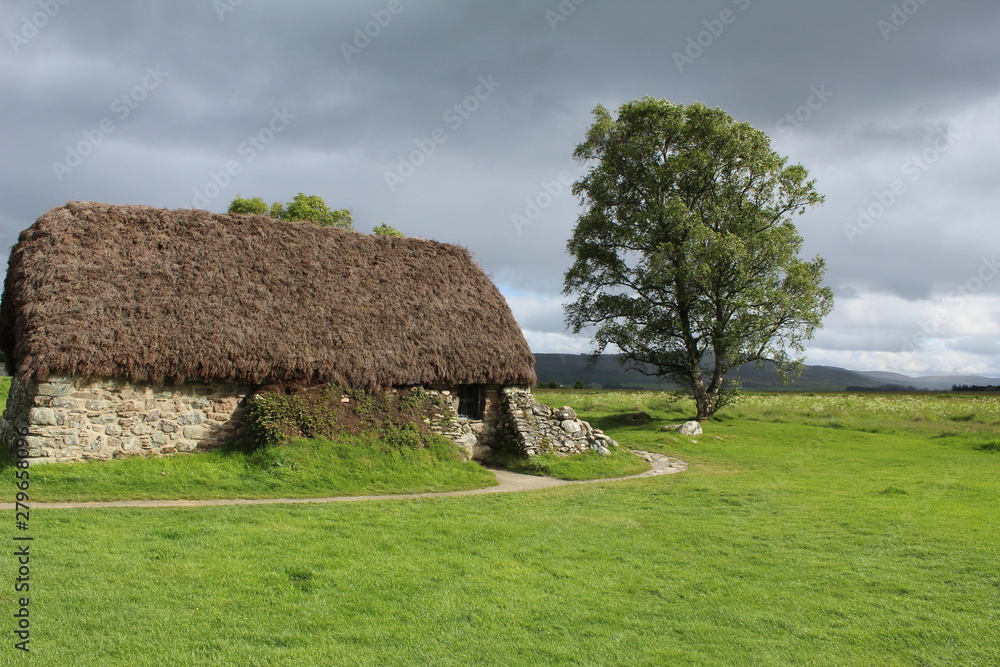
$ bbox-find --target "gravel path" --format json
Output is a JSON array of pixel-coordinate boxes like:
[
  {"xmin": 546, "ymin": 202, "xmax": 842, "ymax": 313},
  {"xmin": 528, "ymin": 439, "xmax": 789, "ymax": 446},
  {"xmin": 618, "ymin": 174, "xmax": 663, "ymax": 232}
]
[{"xmin": 2, "ymin": 451, "xmax": 686, "ymax": 510}]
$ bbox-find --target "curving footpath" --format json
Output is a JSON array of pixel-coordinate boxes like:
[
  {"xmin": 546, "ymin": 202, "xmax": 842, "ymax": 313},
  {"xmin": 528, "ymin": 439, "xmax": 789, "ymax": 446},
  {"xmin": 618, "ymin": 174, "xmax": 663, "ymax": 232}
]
[{"xmin": 1, "ymin": 451, "xmax": 687, "ymax": 510}]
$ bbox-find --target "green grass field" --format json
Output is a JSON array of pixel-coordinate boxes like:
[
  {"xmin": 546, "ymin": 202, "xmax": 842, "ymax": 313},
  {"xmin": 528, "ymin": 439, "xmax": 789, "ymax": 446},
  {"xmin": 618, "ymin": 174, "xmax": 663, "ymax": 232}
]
[
  {"xmin": 4, "ymin": 389, "xmax": 999, "ymax": 665},
  {"xmin": 15, "ymin": 435, "xmax": 497, "ymax": 502}
]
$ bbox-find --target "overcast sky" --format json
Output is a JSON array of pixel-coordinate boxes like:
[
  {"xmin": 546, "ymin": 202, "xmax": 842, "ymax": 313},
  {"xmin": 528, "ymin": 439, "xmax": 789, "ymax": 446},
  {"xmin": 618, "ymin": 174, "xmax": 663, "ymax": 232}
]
[{"xmin": 2, "ymin": 0, "xmax": 999, "ymax": 376}]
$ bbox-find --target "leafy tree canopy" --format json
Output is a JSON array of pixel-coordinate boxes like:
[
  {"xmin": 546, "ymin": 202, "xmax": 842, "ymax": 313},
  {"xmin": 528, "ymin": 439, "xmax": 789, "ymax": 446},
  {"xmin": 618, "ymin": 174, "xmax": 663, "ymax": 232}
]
[
  {"xmin": 563, "ymin": 98, "xmax": 834, "ymax": 419},
  {"xmin": 373, "ymin": 222, "xmax": 404, "ymax": 237},
  {"xmin": 228, "ymin": 193, "xmax": 353, "ymax": 229},
  {"xmin": 228, "ymin": 195, "xmax": 268, "ymax": 216}
]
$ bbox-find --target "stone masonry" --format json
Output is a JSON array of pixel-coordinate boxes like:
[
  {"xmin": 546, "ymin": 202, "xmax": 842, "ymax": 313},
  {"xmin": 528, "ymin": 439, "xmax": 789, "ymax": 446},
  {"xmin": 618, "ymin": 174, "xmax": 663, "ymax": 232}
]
[
  {"xmin": 3, "ymin": 377, "xmax": 614, "ymax": 464},
  {"xmin": 500, "ymin": 387, "xmax": 618, "ymax": 456},
  {"xmin": 425, "ymin": 386, "xmax": 617, "ymax": 460},
  {"xmin": 424, "ymin": 386, "xmax": 502, "ymax": 462},
  {"xmin": 1, "ymin": 375, "xmax": 254, "ymax": 462}
]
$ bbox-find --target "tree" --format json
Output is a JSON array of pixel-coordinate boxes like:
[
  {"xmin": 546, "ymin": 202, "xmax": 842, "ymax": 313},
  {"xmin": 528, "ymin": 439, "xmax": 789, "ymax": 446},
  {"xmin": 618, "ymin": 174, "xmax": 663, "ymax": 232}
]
[
  {"xmin": 563, "ymin": 98, "xmax": 834, "ymax": 420},
  {"xmin": 573, "ymin": 380, "xmax": 587, "ymax": 390},
  {"xmin": 373, "ymin": 222, "xmax": 404, "ymax": 237},
  {"xmin": 279, "ymin": 193, "xmax": 352, "ymax": 228},
  {"xmin": 228, "ymin": 193, "xmax": 353, "ymax": 229},
  {"xmin": 228, "ymin": 195, "xmax": 269, "ymax": 216}
]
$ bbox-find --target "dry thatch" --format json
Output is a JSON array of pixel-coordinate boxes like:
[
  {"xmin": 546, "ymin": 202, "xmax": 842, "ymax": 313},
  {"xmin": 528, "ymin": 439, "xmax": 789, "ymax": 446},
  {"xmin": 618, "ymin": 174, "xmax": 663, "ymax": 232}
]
[{"xmin": 0, "ymin": 202, "xmax": 535, "ymax": 388}]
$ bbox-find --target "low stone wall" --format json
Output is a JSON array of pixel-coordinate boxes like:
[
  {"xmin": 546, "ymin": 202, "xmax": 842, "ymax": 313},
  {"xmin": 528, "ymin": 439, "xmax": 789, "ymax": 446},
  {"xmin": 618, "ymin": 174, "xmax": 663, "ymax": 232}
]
[
  {"xmin": 424, "ymin": 387, "xmax": 501, "ymax": 462},
  {"xmin": 1, "ymin": 375, "xmax": 254, "ymax": 462},
  {"xmin": 2, "ymin": 377, "xmax": 614, "ymax": 463},
  {"xmin": 426, "ymin": 386, "xmax": 618, "ymax": 458},
  {"xmin": 500, "ymin": 387, "xmax": 618, "ymax": 456}
]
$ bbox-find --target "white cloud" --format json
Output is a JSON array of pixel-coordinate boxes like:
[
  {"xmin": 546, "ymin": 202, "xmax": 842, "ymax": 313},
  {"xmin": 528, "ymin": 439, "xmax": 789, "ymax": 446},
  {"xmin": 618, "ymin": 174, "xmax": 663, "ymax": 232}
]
[{"xmin": 521, "ymin": 330, "xmax": 595, "ymax": 355}]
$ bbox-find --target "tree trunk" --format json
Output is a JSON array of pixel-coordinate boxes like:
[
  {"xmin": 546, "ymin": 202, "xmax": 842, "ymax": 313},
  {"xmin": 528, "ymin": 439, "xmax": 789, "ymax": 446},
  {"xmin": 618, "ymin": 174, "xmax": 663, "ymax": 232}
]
[
  {"xmin": 692, "ymin": 382, "xmax": 715, "ymax": 420},
  {"xmin": 695, "ymin": 394, "xmax": 715, "ymax": 420},
  {"xmin": 696, "ymin": 362, "xmax": 726, "ymax": 420}
]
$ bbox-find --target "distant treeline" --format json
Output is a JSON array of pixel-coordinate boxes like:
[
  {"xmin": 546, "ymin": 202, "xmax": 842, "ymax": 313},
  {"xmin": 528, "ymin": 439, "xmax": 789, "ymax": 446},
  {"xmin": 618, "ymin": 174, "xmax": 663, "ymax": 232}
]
[
  {"xmin": 952, "ymin": 384, "xmax": 1000, "ymax": 392},
  {"xmin": 845, "ymin": 383, "xmax": 916, "ymax": 392}
]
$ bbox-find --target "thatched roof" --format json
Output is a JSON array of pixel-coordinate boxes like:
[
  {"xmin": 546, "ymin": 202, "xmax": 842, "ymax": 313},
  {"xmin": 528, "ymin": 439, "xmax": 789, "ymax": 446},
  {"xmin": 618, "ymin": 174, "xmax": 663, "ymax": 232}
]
[{"xmin": 0, "ymin": 202, "xmax": 535, "ymax": 388}]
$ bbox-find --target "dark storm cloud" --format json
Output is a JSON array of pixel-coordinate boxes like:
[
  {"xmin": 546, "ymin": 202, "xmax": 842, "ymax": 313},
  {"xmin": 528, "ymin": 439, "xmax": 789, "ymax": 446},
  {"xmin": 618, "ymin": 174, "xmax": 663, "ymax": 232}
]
[{"xmin": 2, "ymin": 0, "xmax": 999, "ymax": 373}]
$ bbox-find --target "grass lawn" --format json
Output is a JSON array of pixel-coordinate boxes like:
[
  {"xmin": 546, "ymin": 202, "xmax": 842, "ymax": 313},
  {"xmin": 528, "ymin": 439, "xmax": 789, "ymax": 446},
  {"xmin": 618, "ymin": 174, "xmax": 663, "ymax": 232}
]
[
  {"xmin": 487, "ymin": 445, "xmax": 651, "ymax": 480},
  {"xmin": 4, "ymin": 389, "xmax": 1000, "ymax": 664},
  {"xmin": 13, "ymin": 435, "xmax": 498, "ymax": 502}
]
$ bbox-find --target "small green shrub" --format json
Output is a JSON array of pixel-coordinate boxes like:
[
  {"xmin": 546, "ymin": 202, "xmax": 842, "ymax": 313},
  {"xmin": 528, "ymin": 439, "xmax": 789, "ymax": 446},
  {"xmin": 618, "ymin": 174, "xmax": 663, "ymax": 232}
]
[
  {"xmin": 373, "ymin": 222, "xmax": 404, "ymax": 236},
  {"xmin": 245, "ymin": 384, "xmax": 445, "ymax": 451},
  {"xmin": 400, "ymin": 387, "xmax": 427, "ymax": 412},
  {"xmin": 346, "ymin": 387, "xmax": 378, "ymax": 416},
  {"xmin": 244, "ymin": 393, "xmax": 318, "ymax": 448},
  {"xmin": 382, "ymin": 423, "xmax": 426, "ymax": 450}
]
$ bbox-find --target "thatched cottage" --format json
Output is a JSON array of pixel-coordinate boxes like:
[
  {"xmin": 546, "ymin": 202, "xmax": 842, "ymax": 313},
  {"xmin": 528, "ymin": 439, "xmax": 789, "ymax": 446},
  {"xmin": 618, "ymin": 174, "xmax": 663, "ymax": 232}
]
[{"xmin": 0, "ymin": 202, "xmax": 549, "ymax": 462}]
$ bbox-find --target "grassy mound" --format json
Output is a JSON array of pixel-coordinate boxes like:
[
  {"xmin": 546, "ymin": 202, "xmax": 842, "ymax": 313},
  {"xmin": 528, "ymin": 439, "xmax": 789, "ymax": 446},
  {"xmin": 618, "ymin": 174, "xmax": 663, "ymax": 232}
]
[
  {"xmin": 489, "ymin": 446, "xmax": 650, "ymax": 480},
  {"xmin": 1, "ymin": 380, "xmax": 498, "ymax": 502},
  {"xmin": 12, "ymin": 433, "xmax": 496, "ymax": 502}
]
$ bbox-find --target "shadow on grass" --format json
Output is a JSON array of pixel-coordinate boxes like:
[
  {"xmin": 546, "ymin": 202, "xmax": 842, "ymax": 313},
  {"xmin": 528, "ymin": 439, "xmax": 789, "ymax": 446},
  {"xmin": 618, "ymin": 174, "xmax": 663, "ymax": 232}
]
[{"xmin": 0, "ymin": 449, "xmax": 16, "ymax": 473}]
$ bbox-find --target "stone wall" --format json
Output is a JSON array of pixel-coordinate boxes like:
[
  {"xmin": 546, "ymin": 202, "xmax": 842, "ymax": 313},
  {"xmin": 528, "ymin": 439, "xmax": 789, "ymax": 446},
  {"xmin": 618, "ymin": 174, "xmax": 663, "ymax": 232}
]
[
  {"xmin": 499, "ymin": 387, "xmax": 618, "ymax": 456},
  {"xmin": 1, "ymin": 375, "xmax": 254, "ymax": 462},
  {"xmin": 2, "ymin": 377, "xmax": 614, "ymax": 463},
  {"xmin": 424, "ymin": 385, "xmax": 617, "ymax": 459},
  {"xmin": 424, "ymin": 386, "xmax": 503, "ymax": 462}
]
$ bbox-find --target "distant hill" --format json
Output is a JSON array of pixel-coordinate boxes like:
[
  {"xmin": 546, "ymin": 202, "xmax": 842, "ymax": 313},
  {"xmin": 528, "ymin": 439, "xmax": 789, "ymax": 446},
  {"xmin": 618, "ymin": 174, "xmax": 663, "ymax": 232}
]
[
  {"xmin": 533, "ymin": 354, "xmax": 891, "ymax": 392},
  {"xmin": 857, "ymin": 371, "xmax": 1000, "ymax": 391}
]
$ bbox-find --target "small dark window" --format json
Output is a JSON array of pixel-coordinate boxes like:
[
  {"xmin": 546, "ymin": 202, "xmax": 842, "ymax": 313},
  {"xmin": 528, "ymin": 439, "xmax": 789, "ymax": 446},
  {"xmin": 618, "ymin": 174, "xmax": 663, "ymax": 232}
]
[{"xmin": 456, "ymin": 385, "xmax": 482, "ymax": 419}]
